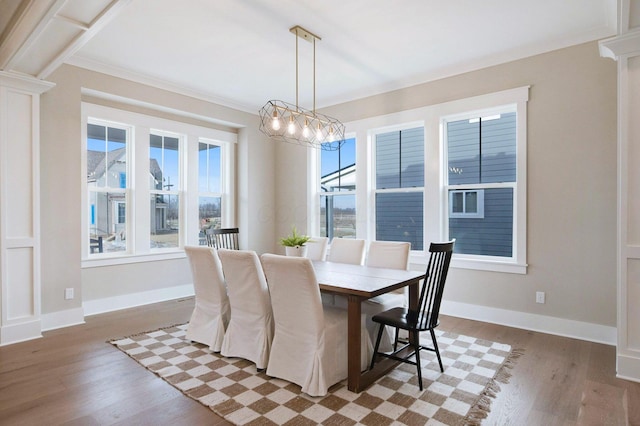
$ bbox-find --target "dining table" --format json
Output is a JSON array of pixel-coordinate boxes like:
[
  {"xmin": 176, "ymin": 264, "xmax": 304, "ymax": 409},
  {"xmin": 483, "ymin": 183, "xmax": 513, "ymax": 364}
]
[{"xmin": 312, "ymin": 260, "xmax": 426, "ymax": 393}]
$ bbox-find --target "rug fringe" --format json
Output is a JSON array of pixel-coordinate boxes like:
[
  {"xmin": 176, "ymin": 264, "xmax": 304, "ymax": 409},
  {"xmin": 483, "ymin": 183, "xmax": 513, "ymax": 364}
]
[
  {"xmin": 106, "ymin": 322, "xmax": 187, "ymax": 344},
  {"xmin": 461, "ymin": 347, "xmax": 525, "ymax": 425}
]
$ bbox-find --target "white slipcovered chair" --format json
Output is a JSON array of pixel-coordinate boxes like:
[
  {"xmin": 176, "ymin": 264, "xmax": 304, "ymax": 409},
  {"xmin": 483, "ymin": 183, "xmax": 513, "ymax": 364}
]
[
  {"xmin": 326, "ymin": 238, "xmax": 366, "ymax": 265},
  {"xmin": 261, "ymin": 254, "xmax": 370, "ymax": 396},
  {"xmin": 218, "ymin": 248, "xmax": 274, "ymax": 369},
  {"xmin": 336, "ymin": 241, "xmax": 412, "ymax": 352},
  {"xmin": 184, "ymin": 246, "xmax": 230, "ymax": 352},
  {"xmin": 304, "ymin": 237, "xmax": 329, "ymax": 261}
]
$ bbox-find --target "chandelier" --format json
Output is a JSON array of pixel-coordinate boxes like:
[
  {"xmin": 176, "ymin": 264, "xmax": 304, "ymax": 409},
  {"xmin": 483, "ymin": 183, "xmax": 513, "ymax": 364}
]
[{"xmin": 259, "ymin": 26, "xmax": 345, "ymax": 151}]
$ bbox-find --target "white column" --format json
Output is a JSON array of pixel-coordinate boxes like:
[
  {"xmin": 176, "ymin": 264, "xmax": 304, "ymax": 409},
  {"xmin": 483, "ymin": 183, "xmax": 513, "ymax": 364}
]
[
  {"xmin": 0, "ymin": 71, "xmax": 54, "ymax": 345},
  {"xmin": 600, "ymin": 27, "xmax": 640, "ymax": 382}
]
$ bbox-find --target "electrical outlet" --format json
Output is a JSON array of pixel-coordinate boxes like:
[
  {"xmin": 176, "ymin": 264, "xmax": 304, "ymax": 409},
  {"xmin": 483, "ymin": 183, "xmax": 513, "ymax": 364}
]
[
  {"xmin": 536, "ymin": 291, "xmax": 545, "ymax": 304},
  {"xmin": 65, "ymin": 288, "xmax": 74, "ymax": 300}
]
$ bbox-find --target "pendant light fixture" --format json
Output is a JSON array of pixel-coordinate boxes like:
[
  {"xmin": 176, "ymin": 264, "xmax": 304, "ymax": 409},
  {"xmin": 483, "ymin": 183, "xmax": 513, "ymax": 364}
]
[{"xmin": 259, "ymin": 25, "xmax": 345, "ymax": 151}]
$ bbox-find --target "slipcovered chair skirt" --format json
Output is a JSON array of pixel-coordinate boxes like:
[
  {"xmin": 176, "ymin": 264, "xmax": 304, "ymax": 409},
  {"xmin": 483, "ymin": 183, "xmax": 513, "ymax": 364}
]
[
  {"xmin": 218, "ymin": 248, "xmax": 274, "ymax": 369},
  {"xmin": 184, "ymin": 246, "xmax": 230, "ymax": 352},
  {"xmin": 261, "ymin": 254, "xmax": 371, "ymax": 397}
]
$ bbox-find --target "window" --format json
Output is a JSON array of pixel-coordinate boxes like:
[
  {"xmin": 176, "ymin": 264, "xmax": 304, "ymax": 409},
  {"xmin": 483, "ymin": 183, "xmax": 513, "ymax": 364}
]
[
  {"xmin": 198, "ymin": 141, "xmax": 223, "ymax": 245},
  {"xmin": 326, "ymin": 86, "xmax": 528, "ymax": 273},
  {"xmin": 449, "ymin": 190, "xmax": 484, "ymax": 218},
  {"xmin": 86, "ymin": 122, "xmax": 130, "ymax": 254},
  {"xmin": 149, "ymin": 133, "xmax": 181, "ymax": 249},
  {"xmin": 82, "ymin": 103, "xmax": 236, "ymax": 264},
  {"xmin": 319, "ymin": 138, "xmax": 356, "ymax": 240},
  {"xmin": 444, "ymin": 111, "xmax": 518, "ymax": 259},
  {"xmin": 374, "ymin": 126, "xmax": 424, "ymax": 250}
]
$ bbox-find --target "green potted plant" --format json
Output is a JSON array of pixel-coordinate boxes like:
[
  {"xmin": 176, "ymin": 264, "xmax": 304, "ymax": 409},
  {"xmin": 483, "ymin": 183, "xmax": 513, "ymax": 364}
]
[{"xmin": 280, "ymin": 225, "xmax": 311, "ymax": 257}]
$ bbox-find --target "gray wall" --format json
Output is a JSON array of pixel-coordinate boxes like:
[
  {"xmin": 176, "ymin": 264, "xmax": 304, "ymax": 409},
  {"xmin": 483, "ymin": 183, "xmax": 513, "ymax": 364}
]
[{"xmin": 39, "ymin": 40, "xmax": 617, "ymax": 333}]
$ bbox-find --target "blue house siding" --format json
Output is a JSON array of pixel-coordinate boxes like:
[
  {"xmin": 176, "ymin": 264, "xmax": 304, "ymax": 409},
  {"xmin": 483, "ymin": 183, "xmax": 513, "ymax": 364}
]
[
  {"xmin": 449, "ymin": 188, "xmax": 513, "ymax": 257},
  {"xmin": 446, "ymin": 112, "xmax": 516, "ymax": 257},
  {"xmin": 375, "ymin": 192, "xmax": 424, "ymax": 250}
]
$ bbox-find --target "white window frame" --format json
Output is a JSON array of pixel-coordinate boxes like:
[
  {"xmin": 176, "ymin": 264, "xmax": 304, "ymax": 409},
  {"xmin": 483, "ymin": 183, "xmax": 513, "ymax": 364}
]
[
  {"xmin": 197, "ymin": 138, "xmax": 230, "ymax": 244},
  {"xmin": 85, "ymin": 118, "xmax": 132, "ymax": 256},
  {"xmin": 369, "ymin": 122, "xmax": 426, "ymax": 251},
  {"xmin": 449, "ymin": 189, "xmax": 484, "ymax": 218},
  {"xmin": 311, "ymin": 86, "xmax": 528, "ymax": 274},
  {"xmin": 81, "ymin": 103, "xmax": 236, "ymax": 267},
  {"xmin": 441, "ymin": 95, "xmax": 527, "ymax": 274},
  {"xmin": 148, "ymin": 129, "xmax": 183, "ymax": 252},
  {"xmin": 309, "ymin": 134, "xmax": 358, "ymax": 239}
]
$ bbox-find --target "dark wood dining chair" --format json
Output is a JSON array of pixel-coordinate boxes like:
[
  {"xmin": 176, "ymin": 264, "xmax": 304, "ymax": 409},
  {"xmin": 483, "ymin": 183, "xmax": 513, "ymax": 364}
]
[
  {"xmin": 205, "ymin": 227, "xmax": 239, "ymax": 250},
  {"xmin": 369, "ymin": 240, "xmax": 455, "ymax": 391}
]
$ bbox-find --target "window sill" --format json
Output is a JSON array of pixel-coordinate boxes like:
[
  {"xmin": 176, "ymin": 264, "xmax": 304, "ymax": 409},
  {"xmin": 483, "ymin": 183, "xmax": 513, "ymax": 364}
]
[
  {"xmin": 409, "ymin": 252, "xmax": 527, "ymax": 274},
  {"xmin": 81, "ymin": 250, "xmax": 186, "ymax": 268}
]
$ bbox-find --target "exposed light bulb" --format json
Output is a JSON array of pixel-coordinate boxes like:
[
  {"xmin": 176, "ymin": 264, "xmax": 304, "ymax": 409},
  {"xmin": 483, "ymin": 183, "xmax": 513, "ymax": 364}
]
[
  {"xmin": 302, "ymin": 119, "xmax": 310, "ymax": 138},
  {"xmin": 327, "ymin": 125, "xmax": 335, "ymax": 142},
  {"xmin": 315, "ymin": 123, "xmax": 323, "ymax": 140},
  {"xmin": 271, "ymin": 110, "xmax": 281, "ymax": 131},
  {"xmin": 287, "ymin": 116, "xmax": 296, "ymax": 135}
]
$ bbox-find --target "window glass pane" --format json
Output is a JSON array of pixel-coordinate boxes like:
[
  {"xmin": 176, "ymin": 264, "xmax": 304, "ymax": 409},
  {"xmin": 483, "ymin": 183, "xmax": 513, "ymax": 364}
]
[
  {"xmin": 199, "ymin": 196, "xmax": 221, "ymax": 245},
  {"xmin": 451, "ymin": 192, "xmax": 463, "ymax": 213},
  {"xmin": 198, "ymin": 143, "xmax": 221, "ymax": 193},
  {"xmin": 87, "ymin": 123, "xmax": 127, "ymax": 188},
  {"xmin": 150, "ymin": 194, "xmax": 179, "ymax": 248},
  {"xmin": 117, "ymin": 202, "xmax": 126, "ymax": 223},
  {"xmin": 465, "ymin": 191, "xmax": 478, "ymax": 213},
  {"xmin": 447, "ymin": 119, "xmax": 480, "ymax": 184},
  {"xmin": 400, "ymin": 128, "xmax": 424, "ymax": 187},
  {"xmin": 376, "ymin": 132, "xmax": 399, "ymax": 189},
  {"xmin": 449, "ymin": 188, "xmax": 513, "ymax": 256},
  {"xmin": 448, "ymin": 113, "xmax": 516, "ymax": 185},
  {"xmin": 150, "ymin": 134, "xmax": 180, "ymax": 191},
  {"xmin": 376, "ymin": 192, "xmax": 423, "ymax": 250},
  {"xmin": 321, "ymin": 137, "xmax": 356, "ymax": 192},
  {"xmin": 320, "ymin": 194, "xmax": 355, "ymax": 240},
  {"xmin": 88, "ymin": 191, "xmax": 126, "ymax": 254},
  {"xmin": 481, "ymin": 112, "xmax": 516, "ymax": 183},
  {"xmin": 376, "ymin": 127, "xmax": 424, "ymax": 189}
]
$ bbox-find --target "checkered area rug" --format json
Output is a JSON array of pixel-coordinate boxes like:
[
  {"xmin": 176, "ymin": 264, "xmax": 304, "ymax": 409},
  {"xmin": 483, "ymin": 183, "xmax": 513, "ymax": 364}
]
[{"xmin": 110, "ymin": 324, "xmax": 521, "ymax": 426}]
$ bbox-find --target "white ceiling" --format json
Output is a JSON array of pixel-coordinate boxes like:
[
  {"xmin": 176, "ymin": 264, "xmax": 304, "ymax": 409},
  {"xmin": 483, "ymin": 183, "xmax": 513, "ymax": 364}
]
[{"xmin": 2, "ymin": 0, "xmax": 618, "ymax": 113}]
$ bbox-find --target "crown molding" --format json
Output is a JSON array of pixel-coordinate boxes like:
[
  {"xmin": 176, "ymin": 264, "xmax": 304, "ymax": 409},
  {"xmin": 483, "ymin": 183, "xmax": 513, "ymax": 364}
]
[
  {"xmin": 66, "ymin": 55, "xmax": 257, "ymax": 115},
  {"xmin": 599, "ymin": 27, "xmax": 640, "ymax": 60}
]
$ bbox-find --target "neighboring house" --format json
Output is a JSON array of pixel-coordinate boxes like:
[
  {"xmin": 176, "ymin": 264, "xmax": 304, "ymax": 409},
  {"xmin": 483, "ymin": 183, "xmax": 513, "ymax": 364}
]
[{"xmin": 87, "ymin": 148, "xmax": 167, "ymax": 251}]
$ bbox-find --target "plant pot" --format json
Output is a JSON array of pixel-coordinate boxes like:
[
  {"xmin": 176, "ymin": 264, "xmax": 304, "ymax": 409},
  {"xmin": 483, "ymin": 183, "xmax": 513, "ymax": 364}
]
[{"xmin": 285, "ymin": 245, "xmax": 308, "ymax": 257}]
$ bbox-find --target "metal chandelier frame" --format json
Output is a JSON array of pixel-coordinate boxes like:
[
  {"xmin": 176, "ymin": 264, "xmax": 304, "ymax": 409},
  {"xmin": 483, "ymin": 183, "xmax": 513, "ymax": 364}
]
[{"xmin": 258, "ymin": 25, "xmax": 345, "ymax": 151}]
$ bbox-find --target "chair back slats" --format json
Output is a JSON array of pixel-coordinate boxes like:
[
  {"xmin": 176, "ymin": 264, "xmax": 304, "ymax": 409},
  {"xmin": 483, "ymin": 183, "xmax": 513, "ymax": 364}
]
[
  {"xmin": 206, "ymin": 227, "xmax": 239, "ymax": 250},
  {"xmin": 417, "ymin": 241, "xmax": 455, "ymax": 329}
]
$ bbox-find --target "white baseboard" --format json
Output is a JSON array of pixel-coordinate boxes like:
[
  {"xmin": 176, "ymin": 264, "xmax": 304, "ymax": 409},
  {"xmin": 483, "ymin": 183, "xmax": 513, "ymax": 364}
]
[
  {"xmin": 41, "ymin": 307, "xmax": 85, "ymax": 332},
  {"xmin": 83, "ymin": 284, "xmax": 195, "ymax": 316},
  {"xmin": 441, "ymin": 299, "xmax": 617, "ymax": 346},
  {"xmin": 0, "ymin": 319, "xmax": 42, "ymax": 346},
  {"xmin": 617, "ymin": 353, "xmax": 640, "ymax": 383}
]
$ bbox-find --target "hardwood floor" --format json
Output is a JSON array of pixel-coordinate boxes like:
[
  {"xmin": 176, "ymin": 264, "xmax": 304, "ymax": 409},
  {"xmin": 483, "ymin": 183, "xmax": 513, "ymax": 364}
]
[{"xmin": 0, "ymin": 298, "xmax": 638, "ymax": 425}]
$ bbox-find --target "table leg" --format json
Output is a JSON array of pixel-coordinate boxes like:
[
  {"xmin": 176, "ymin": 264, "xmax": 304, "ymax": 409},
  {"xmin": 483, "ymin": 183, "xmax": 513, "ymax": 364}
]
[
  {"xmin": 408, "ymin": 280, "xmax": 419, "ymax": 346},
  {"xmin": 346, "ymin": 294, "xmax": 362, "ymax": 392}
]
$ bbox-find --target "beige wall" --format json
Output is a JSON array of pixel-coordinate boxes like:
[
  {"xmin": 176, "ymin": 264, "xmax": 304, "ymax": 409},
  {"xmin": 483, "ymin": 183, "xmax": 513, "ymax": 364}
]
[
  {"xmin": 278, "ymin": 41, "xmax": 618, "ymax": 328},
  {"xmin": 40, "ymin": 40, "xmax": 617, "ymax": 333},
  {"xmin": 40, "ymin": 65, "xmax": 276, "ymax": 314}
]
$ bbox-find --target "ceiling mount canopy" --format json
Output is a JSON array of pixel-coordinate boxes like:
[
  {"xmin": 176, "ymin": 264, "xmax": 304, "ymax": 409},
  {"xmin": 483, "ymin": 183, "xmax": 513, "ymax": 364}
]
[{"xmin": 259, "ymin": 25, "xmax": 345, "ymax": 151}]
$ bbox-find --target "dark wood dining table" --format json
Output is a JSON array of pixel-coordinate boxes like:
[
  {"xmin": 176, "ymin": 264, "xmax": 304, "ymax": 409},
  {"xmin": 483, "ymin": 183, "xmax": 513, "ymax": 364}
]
[{"xmin": 312, "ymin": 260, "xmax": 426, "ymax": 393}]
